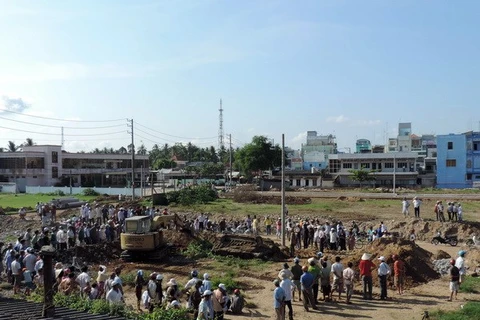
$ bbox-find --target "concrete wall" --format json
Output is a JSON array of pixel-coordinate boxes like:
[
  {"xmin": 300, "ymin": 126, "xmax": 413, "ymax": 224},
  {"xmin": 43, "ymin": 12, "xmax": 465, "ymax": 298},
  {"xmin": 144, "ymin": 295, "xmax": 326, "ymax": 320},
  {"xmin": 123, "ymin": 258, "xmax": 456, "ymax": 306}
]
[
  {"xmin": 22, "ymin": 186, "xmax": 144, "ymax": 197},
  {"xmin": 437, "ymin": 134, "xmax": 467, "ymax": 188}
]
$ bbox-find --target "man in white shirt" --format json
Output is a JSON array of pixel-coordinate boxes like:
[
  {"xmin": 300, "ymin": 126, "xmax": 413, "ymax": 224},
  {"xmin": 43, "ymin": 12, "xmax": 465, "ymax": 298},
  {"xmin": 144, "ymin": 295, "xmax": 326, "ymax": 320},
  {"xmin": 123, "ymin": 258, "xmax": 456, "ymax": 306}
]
[
  {"xmin": 23, "ymin": 248, "xmax": 37, "ymax": 273},
  {"xmin": 11, "ymin": 254, "xmax": 22, "ymax": 294},
  {"xmin": 343, "ymin": 262, "xmax": 355, "ymax": 304},
  {"xmin": 413, "ymin": 197, "xmax": 422, "ymax": 218},
  {"xmin": 106, "ymin": 279, "xmax": 124, "ymax": 305},
  {"xmin": 76, "ymin": 266, "xmax": 91, "ymax": 297},
  {"xmin": 377, "ymin": 256, "xmax": 391, "ymax": 300},
  {"xmin": 329, "ymin": 229, "xmax": 338, "ymax": 251},
  {"xmin": 455, "ymin": 250, "xmax": 467, "ymax": 284},
  {"xmin": 401, "ymin": 198, "xmax": 410, "ymax": 217},
  {"xmin": 280, "ymin": 273, "xmax": 295, "ymax": 320},
  {"xmin": 57, "ymin": 227, "xmax": 67, "ymax": 251},
  {"xmin": 331, "ymin": 256, "xmax": 344, "ymax": 300}
]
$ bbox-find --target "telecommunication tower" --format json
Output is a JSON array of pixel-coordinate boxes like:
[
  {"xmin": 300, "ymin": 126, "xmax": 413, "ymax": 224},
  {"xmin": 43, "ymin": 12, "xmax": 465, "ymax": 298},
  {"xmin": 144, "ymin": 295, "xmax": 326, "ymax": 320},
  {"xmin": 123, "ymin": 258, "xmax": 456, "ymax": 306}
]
[{"xmin": 218, "ymin": 99, "xmax": 224, "ymax": 150}]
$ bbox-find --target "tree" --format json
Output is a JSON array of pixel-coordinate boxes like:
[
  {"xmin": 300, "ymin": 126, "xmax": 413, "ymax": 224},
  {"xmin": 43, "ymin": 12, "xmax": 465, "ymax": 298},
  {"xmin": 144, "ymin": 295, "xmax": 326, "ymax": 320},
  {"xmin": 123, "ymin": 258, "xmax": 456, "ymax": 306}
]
[
  {"xmin": 117, "ymin": 146, "xmax": 128, "ymax": 154},
  {"xmin": 235, "ymin": 136, "xmax": 281, "ymax": 180},
  {"xmin": 7, "ymin": 141, "xmax": 19, "ymax": 152},
  {"xmin": 24, "ymin": 138, "xmax": 34, "ymax": 147},
  {"xmin": 348, "ymin": 168, "xmax": 376, "ymax": 187},
  {"xmin": 137, "ymin": 144, "xmax": 147, "ymax": 155}
]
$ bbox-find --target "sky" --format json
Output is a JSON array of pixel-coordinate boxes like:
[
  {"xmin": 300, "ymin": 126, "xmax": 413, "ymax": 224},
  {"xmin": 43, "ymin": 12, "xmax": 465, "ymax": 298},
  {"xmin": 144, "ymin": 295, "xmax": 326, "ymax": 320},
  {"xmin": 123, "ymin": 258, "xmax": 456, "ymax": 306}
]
[{"xmin": 1, "ymin": 0, "xmax": 479, "ymax": 153}]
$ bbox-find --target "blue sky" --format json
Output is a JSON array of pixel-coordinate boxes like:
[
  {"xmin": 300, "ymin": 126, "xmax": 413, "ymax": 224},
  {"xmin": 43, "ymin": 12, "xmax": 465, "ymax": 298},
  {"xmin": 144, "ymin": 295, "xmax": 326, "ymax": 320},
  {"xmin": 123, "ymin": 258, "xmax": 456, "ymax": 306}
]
[{"xmin": 1, "ymin": 0, "xmax": 479, "ymax": 153}]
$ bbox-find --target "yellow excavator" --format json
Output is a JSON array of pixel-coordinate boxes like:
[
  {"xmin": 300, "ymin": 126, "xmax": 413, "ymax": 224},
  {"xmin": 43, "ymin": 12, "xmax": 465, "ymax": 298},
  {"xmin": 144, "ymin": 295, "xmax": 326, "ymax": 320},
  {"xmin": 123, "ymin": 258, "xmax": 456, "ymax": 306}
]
[{"xmin": 120, "ymin": 214, "xmax": 187, "ymax": 261}]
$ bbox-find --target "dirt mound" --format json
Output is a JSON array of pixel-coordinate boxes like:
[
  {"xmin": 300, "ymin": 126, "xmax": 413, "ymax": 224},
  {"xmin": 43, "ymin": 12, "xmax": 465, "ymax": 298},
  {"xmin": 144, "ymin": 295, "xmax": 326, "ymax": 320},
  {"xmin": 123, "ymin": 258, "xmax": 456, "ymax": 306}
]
[
  {"xmin": 432, "ymin": 250, "xmax": 451, "ymax": 260},
  {"xmin": 163, "ymin": 229, "xmax": 197, "ymax": 248},
  {"xmin": 0, "ymin": 215, "xmax": 38, "ymax": 243},
  {"xmin": 55, "ymin": 242, "xmax": 122, "ymax": 266},
  {"xmin": 211, "ymin": 234, "xmax": 289, "ymax": 261},
  {"xmin": 232, "ymin": 187, "xmax": 311, "ymax": 205}
]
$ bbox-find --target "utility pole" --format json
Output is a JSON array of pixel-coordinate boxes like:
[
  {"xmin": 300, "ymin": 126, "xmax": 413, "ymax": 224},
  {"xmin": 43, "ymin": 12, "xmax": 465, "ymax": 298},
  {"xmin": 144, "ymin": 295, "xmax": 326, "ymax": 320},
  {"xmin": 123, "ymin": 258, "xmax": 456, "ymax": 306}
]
[
  {"xmin": 393, "ymin": 153, "xmax": 396, "ymax": 194},
  {"xmin": 141, "ymin": 165, "xmax": 144, "ymax": 198},
  {"xmin": 281, "ymin": 134, "xmax": 286, "ymax": 246},
  {"xmin": 229, "ymin": 134, "xmax": 233, "ymax": 188},
  {"xmin": 127, "ymin": 119, "xmax": 135, "ymax": 200}
]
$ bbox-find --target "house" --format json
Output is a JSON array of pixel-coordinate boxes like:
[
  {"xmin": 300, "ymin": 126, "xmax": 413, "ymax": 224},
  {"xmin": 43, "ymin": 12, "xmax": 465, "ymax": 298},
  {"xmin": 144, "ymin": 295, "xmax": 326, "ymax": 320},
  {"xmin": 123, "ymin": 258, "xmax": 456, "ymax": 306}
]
[
  {"xmin": 328, "ymin": 152, "xmax": 418, "ymax": 187},
  {"xmin": 0, "ymin": 145, "xmax": 149, "ymax": 191},
  {"xmin": 436, "ymin": 132, "xmax": 480, "ymax": 188}
]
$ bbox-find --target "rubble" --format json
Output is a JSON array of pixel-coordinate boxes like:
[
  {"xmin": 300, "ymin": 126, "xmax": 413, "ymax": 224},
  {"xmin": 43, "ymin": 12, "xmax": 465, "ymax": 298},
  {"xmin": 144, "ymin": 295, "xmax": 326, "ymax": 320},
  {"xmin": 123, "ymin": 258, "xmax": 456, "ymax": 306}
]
[
  {"xmin": 211, "ymin": 234, "xmax": 289, "ymax": 261},
  {"xmin": 433, "ymin": 259, "xmax": 452, "ymax": 275}
]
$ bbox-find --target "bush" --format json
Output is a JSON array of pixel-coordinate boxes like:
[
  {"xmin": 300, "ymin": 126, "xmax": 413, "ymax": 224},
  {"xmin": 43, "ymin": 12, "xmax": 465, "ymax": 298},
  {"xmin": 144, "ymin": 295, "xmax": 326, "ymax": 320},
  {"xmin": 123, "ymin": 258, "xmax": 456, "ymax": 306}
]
[
  {"xmin": 211, "ymin": 270, "xmax": 239, "ymax": 293},
  {"xmin": 430, "ymin": 301, "xmax": 480, "ymax": 320},
  {"xmin": 182, "ymin": 239, "xmax": 213, "ymax": 259},
  {"xmin": 167, "ymin": 185, "xmax": 218, "ymax": 206},
  {"xmin": 83, "ymin": 188, "xmax": 99, "ymax": 196}
]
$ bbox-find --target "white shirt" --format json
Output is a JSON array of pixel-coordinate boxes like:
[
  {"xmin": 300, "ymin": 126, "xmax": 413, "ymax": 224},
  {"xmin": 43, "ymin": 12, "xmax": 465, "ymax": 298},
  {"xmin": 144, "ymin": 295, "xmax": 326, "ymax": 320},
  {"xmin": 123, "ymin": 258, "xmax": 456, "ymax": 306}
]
[
  {"xmin": 280, "ymin": 278, "xmax": 294, "ymax": 301},
  {"xmin": 35, "ymin": 259, "xmax": 43, "ymax": 272},
  {"xmin": 185, "ymin": 277, "xmax": 199, "ymax": 290},
  {"xmin": 11, "ymin": 260, "xmax": 21, "ymax": 275},
  {"xmin": 329, "ymin": 230, "xmax": 337, "ymax": 243},
  {"xmin": 455, "ymin": 257, "xmax": 466, "ymax": 275},
  {"xmin": 57, "ymin": 230, "xmax": 67, "ymax": 243},
  {"xmin": 23, "ymin": 253, "xmax": 37, "ymax": 272},
  {"xmin": 378, "ymin": 262, "xmax": 391, "ymax": 276},
  {"xmin": 106, "ymin": 288, "xmax": 123, "ymax": 304},
  {"xmin": 331, "ymin": 262, "xmax": 344, "ymax": 280},
  {"xmin": 76, "ymin": 272, "xmax": 91, "ymax": 290},
  {"xmin": 413, "ymin": 199, "xmax": 422, "ymax": 208},
  {"xmin": 343, "ymin": 267, "xmax": 355, "ymax": 285}
]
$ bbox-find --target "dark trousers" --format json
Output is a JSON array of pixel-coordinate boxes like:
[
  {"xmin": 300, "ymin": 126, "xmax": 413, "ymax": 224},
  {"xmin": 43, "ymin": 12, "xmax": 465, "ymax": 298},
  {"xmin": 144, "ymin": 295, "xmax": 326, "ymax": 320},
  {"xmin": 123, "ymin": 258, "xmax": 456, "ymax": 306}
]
[
  {"xmin": 447, "ymin": 211, "xmax": 452, "ymax": 221},
  {"xmin": 312, "ymin": 283, "xmax": 319, "ymax": 302},
  {"xmin": 302, "ymin": 288, "xmax": 316, "ymax": 309},
  {"xmin": 320, "ymin": 238, "xmax": 325, "ymax": 253},
  {"xmin": 362, "ymin": 275, "xmax": 373, "ymax": 299},
  {"xmin": 414, "ymin": 207, "xmax": 420, "ymax": 218},
  {"xmin": 214, "ymin": 311, "xmax": 224, "ymax": 320},
  {"xmin": 285, "ymin": 300, "xmax": 293, "ymax": 320},
  {"xmin": 379, "ymin": 275, "xmax": 387, "ymax": 299}
]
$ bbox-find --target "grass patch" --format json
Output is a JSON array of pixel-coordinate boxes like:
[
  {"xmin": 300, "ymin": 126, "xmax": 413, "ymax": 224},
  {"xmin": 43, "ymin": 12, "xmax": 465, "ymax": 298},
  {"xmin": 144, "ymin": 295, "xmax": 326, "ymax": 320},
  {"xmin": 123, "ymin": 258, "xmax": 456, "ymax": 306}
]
[
  {"xmin": 430, "ymin": 301, "xmax": 480, "ymax": 320},
  {"xmin": 0, "ymin": 194, "xmax": 96, "ymax": 213},
  {"xmin": 182, "ymin": 239, "xmax": 213, "ymax": 260},
  {"xmin": 460, "ymin": 276, "xmax": 480, "ymax": 294}
]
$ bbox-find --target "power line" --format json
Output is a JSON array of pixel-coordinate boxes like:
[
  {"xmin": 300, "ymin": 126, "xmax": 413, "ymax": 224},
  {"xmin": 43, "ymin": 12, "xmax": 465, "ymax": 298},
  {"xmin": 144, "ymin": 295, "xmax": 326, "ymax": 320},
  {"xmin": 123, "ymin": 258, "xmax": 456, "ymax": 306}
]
[
  {"xmin": 0, "ymin": 108, "xmax": 125, "ymax": 122},
  {"xmin": 0, "ymin": 137, "xmax": 127, "ymax": 142},
  {"xmin": 0, "ymin": 115, "xmax": 125, "ymax": 129},
  {"xmin": 134, "ymin": 121, "xmax": 217, "ymax": 140},
  {"xmin": 0, "ymin": 125, "xmax": 127, "ymax": 136}
]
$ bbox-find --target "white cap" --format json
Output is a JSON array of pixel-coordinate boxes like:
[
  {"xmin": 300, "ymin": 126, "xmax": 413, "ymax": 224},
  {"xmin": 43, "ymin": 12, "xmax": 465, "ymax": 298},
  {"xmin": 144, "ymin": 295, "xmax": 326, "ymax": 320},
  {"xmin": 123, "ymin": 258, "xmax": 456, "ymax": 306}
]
[
  {"xmin": 219, "ymin": 283, "xmax": 226, "ymax": 291},
  {"xmin": 378, "ymin": 256, "xmax": 385, "ymax": 261}
]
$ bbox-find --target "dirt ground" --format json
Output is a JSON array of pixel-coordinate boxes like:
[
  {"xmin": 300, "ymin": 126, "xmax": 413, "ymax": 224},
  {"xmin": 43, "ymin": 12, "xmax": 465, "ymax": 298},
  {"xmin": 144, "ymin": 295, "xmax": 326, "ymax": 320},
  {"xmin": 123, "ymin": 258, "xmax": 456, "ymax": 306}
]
[{"xmin": 2, "ymin": 195, "xmax": 480, "ymax": 320}]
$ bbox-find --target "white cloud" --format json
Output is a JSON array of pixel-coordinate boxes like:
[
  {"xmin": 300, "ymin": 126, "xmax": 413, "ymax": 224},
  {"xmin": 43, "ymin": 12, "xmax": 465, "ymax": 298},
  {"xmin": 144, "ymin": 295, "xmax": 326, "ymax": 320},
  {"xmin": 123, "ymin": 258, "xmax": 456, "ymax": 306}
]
[
  {"xmin": 356, "ymin": 119, "xmax": 382, "ymax": 126},
  {"xmin": 0, "ymin": 95, "xmax": 31, "ymax": 113},
  {"xmin": 326, "ymin": 115, "xmax": 349, "ymax": 123}
]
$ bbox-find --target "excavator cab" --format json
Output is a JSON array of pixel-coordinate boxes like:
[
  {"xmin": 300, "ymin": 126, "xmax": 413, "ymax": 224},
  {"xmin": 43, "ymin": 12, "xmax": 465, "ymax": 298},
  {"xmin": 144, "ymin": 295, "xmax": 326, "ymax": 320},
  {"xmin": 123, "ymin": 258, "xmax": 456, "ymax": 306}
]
[{"xmin": 125, "ymin": 216, "xmax": 152, "ymax": 233}]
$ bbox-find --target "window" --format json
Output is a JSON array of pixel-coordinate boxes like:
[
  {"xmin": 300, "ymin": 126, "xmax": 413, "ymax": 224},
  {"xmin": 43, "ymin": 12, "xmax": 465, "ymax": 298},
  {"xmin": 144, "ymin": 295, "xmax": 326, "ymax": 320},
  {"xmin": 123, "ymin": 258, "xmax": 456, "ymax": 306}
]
[
  {"xmin": 52, "ymin": 166, "xmax": 58, "ymax": 178},
  {"xmin": 431, "ymin": 152, "xmax": 437, "ymax": 157},
  {"xmin": 446, "ymin": 159, "xmax": 456, "ymax": 167},
  {"xmin": 353, "ymin": 163, "xmax": 358, "ymax": 169},
  {"xmin": 312, "ymin": 179, "xmax": 317, "ymax": 186},
  {"xmin": 52, "ymin": 151, "xmax": 58, "ymax": 163},
  {"xmin": 397, "ymin": 162, "xmax": 407, "ymax": 169},
  {"xmin": 475, "ymin": 143, "xmax": 478, "ymax": 151},
  {"xmin": 384, "ymin": 163, "xmax": 394, "ymax": 169},
  {"xmin": 296, "ymin": 179, "xmax": 301, "ymax": 186},
  {"xmin": 343, "ymin": 163, "xmax": 352, "ymax": 169},
  {"xmin": 467, "ymin": 174, "xmax": 472, "ymax": 180},
  {"xmin": 362, "ymin": 163, "xmax": 370, "ymax": 169},
  {"xmin": 448, "ymin": 142, "xmax": 453, "ymax": 150},
  {"xmin": 467, "ymin": 160, "xmax": 472, "ymax": 168}
]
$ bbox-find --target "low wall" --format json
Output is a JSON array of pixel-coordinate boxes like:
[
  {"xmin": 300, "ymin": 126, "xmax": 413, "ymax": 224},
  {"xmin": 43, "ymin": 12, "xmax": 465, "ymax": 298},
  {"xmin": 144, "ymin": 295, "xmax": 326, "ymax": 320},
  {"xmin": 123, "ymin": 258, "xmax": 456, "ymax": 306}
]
[{"xmin": 22, "ymin": 186, "xmax": 143, "ymax": 197}]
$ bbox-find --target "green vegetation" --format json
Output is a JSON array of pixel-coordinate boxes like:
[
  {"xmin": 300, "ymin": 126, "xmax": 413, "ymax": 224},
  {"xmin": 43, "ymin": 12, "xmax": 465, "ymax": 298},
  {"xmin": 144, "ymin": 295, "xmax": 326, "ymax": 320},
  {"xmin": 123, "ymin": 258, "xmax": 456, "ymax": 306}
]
[
  {"xmin": 430, "ymin": 302, "xmax": 480, "ymax": 320},
  {"xmin": 167, "ymin": 185, "xmax": 218, "ymax": 206},
  {"xmin": 0, "ymin": 194, "xmax": 97, "ymax": 213},
  {"xmin": 82, "ymin": 188, "xmax": 100, "ymax": 196},
  {"xmin": 211, "ymin": 270, "xmax": 239, "ymax": 292},
  {"xmin": 460, "ymin": 276, "xmax": 480, "ymax": 294},
  {"xmin": 182, "ymin": 239, "xmax": 213, "ymax": 259},
  {"xmin": 28, "ymin": 291, "xmax": 189, "ymax": 320}
]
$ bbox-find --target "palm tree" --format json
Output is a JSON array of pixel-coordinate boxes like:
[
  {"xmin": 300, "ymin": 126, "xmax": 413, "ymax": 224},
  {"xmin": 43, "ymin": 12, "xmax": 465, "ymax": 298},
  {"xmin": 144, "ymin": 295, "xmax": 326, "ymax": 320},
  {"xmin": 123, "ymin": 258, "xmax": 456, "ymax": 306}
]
[
  {"xmin": 117, "ymin": 146, "xmax": 127, "ymax": 154},
  {"xmin": 7, "ymin": 141, "xmax": 19, "ymax": 152},
  {"xmin": 24, "ymin": 138, "xmax": 34, "ymax": 146}
]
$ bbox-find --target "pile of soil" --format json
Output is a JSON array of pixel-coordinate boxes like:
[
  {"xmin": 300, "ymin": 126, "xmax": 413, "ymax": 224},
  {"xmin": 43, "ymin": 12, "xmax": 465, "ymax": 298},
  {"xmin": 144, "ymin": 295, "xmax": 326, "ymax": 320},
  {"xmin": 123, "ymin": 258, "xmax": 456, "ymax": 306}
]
[
  {"xmin": 0, "ymin": 216, "xmax": 38, "ymax": 243},
  {"xmin": 432, "ymin": 250, "xmax": 451, "ymax": 260},
  {"xmin": 55, "ymin": 242, "xmax": 122, "ymax": 266},
  {"xmin": 211, "ymin": 234, "xmax": 289, "ymax": 261},
  {"xmin": 389, "ymin": 219, "xmax": 480, "ymax": 242}
]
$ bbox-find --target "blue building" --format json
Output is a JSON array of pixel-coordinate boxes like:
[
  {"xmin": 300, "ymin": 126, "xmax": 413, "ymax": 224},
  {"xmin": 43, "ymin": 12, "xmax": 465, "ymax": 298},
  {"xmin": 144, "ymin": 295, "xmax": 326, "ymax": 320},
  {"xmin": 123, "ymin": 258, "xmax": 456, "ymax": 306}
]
[{"xmin": 436, "ymin": 132, "xmax": 480, "ymax": 188}]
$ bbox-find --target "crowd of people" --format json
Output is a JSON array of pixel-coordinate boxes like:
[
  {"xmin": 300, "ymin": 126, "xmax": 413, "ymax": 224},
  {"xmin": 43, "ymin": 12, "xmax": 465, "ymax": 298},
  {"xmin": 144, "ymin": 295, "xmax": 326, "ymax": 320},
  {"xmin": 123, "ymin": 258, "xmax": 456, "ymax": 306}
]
[{"xmin": 271, "ymin": 249, "xmax": 468, "ymax": 320}]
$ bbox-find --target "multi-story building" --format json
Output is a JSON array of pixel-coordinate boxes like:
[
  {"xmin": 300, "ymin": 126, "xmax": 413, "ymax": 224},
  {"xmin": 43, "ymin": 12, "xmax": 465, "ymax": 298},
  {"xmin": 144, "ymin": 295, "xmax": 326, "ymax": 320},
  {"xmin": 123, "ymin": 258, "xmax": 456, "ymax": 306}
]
[
  {"xmin": 436, "ymin": 132, "xmax": 480, "ymax": 188},
  {"xmin": 356, "ymin": 139, "xmax": 372, "ymax": 153},
  {"xmin": 0, "ymin": 145, "xmax": 149, "ymax": 192},
  {"xmin": 328, "ymin": 152, "xmax": 418, "ymax": 187},
  {"xmin": 301, "ymin": 131, "xmax": 337, "ymax": 170}
]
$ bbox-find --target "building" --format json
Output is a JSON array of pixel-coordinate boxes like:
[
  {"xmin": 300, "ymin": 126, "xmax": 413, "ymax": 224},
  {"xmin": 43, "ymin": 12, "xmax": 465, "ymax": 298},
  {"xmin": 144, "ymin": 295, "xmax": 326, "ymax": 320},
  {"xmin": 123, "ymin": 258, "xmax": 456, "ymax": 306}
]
[
  {"xmin": 436, "ymin": 132, "xmax": 480, "ymax": 188},
  {"xmin": 301, "ymin": 131, "xmax": 337, "ymax": 170},
  {"xmin": 0, "ymin": 145, "xmax": 149, "ymax": 192},
  {"xmin": 328, "ymin": 152, "xmax": 418, "ymax": 187},
  {"xmin": 356, "ymin": 139, "xmax": 372, "ymax": 153}
]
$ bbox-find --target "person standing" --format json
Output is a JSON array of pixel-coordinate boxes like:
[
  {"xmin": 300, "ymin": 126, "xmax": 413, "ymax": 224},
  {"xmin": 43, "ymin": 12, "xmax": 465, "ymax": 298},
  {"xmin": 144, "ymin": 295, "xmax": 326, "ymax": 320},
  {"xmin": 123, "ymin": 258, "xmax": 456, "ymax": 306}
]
[
  {"xmin": 401, "ymin": 198, "xmax": 410, "ymax": 217},
  {"xmin": 377, "ymin": 256, "xmax": 391, "ymax": 300},
  {"xmin": 135, "ymin": 270, "xmax": 146, "ymax": 311},
  {"xmin": 197, "ymin": 290, "xmax": 213, "ymax": 320},
  {"xmin": 413, "ymin": 197, "xmax": 422, "ymax": 218},
  {"xmin": 329, "ymin": 228, "xmax": 338, "ymax": 251},
  {"xmin": 291, "ymin": 258, "xmax": 302, "ymax": 302},
  {"xmin": 75, "ymin": 266, "xmax": 91, "ymax": 298},
  {"xmin": 343, "ymin": 262, "xmax": 355, "ymax": 304},
  {"xmin": 273, "ymin": 279, "xmax": 286, "ymax": 320},
  {"xmin": 212, "ymin": 283, "xmax": 228, "ymax": 320},
  {"xmin": 331, "ymin": 256, "xmax": 344, "ymax": 301},
  {"xmin": 280, "ymin": 273, "xmax": 294, "ymax": 320},
  {"xmin": 11, "ymin": 254, "xmax": 22, "ymax": 294},
  {"xmin": 106, "ymin": 279, "xmax": 124, "ymax": 305},
  {"xmin": 455, "ymin": 250, "xmax": 467, "ymax": 285},
  {"xmin": 393, "ymin": 255, "xmax": 405, "ymax": 295},
  {"xmin": 448, "ymin": 259, "xmax": 460, "ymax": 301},
  {"xmin": 300, "ymin": 266, "xmax": 317, "ymax": 312},
  {"xmin": 265, "ymin": 216, "xmax": 272, "ymax": 235},
  {"xmin": 359, "ymin": 253, "xmax": 375, "ymax": 300},
  {"xmin": 457, "ymin": 203, "xmax": 463, "ymax": 222}
]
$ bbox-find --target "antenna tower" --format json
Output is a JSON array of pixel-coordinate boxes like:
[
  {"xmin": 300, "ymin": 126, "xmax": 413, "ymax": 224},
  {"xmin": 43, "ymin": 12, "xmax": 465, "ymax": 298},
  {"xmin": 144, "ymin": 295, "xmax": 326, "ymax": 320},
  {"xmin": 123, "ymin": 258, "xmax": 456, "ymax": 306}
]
[{"xmin": 218, "ymin": 99, "xmax": 224, "ymax": 150}]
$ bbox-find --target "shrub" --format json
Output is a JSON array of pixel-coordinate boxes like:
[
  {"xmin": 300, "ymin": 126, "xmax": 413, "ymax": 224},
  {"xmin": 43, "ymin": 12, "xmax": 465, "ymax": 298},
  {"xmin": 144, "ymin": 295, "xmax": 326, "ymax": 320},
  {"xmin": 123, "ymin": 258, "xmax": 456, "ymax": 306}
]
[
  {"xmin": 182, "ymin": 239, "xmax": 213, "ymax": 259},
  {"xmin": 167, "ymin": 185, "xmax": 217, "ymax": 206},
  {"xmin": 83, "ymin": 188, "xmax": 99, "ymax": 196}
]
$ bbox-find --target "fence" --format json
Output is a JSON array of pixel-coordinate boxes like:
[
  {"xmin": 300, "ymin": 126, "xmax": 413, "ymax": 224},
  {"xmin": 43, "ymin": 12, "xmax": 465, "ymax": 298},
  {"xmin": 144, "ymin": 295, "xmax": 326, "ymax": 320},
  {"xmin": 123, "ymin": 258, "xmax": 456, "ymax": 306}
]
[{"xmin": 0, "ymin": 185, "xmax": 144, "ymax": 197}]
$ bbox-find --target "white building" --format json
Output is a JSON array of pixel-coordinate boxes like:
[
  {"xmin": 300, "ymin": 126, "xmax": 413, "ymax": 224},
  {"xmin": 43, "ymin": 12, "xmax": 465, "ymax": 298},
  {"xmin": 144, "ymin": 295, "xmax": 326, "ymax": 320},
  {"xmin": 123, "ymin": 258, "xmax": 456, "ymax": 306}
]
[{"xmin": 0, "ymin": 145, "xmax": 149, "ymax": 192}]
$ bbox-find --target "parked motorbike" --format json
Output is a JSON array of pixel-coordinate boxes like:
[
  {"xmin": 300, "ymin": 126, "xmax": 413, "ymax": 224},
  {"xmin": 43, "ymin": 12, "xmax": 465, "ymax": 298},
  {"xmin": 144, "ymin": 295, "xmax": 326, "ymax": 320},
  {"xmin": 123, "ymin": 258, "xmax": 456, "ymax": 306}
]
[
  {"xmin": 431, "ymin": 233, "xmax": 458, "ymax": 246},
  {"xmin": 465, "ymin": 235, "xmax": 480, "ymax": 248}
]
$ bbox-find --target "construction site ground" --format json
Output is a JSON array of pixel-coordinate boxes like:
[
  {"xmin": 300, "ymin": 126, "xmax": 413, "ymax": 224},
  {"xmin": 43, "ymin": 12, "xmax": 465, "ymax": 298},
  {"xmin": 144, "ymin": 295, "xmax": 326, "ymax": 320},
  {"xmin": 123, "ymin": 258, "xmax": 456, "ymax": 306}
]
[{"xmin": 1, "ymin": 191, "xmax": 480, "ymax": 320}]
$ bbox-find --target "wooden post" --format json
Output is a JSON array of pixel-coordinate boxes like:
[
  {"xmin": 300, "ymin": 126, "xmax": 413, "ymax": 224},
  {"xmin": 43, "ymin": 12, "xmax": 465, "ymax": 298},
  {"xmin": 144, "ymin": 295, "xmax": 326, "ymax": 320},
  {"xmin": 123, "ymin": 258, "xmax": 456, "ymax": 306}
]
[{"xmin": 41, "ymin": 245, "xmax": 56, "ymax": 317}]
